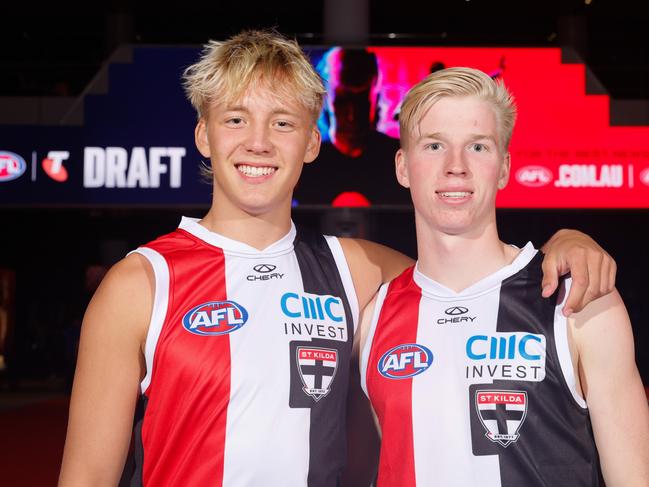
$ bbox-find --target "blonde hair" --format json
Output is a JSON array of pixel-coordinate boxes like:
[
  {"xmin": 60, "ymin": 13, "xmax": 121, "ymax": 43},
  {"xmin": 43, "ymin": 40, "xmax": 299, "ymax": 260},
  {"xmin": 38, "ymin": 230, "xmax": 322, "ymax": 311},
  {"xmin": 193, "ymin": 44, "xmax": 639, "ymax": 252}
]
[
  {"xmin": 399, "ymin": 67, "xmax": 516, "ymax": 150},
  {"xmin": 182, "ymin": 30, "xmax": 325, "ymax": 121}
]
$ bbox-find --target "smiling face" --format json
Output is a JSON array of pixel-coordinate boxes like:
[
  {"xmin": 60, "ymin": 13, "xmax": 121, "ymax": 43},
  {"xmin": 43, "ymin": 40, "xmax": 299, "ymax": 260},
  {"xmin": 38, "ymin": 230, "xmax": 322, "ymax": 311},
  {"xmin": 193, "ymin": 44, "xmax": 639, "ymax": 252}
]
[
  {"xmin": 195, "ymin": 81, "xmax": 321, "ymax": 218},
  {"xmin": 396, "ymin": 95, "xmax": 510, "ymax": 237}
]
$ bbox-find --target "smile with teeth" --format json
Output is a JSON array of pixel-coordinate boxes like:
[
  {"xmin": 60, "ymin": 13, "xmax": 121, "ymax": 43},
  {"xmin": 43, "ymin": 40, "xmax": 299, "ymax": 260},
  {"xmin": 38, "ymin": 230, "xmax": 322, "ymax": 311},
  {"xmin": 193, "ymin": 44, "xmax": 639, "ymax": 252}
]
[
  {"xmin": 437, "ymin": 191, "xmax": 472, "ymax": 198},
  {"xmin": 237, "ymin": 164, "xmax": 276, "ymax": 177}
]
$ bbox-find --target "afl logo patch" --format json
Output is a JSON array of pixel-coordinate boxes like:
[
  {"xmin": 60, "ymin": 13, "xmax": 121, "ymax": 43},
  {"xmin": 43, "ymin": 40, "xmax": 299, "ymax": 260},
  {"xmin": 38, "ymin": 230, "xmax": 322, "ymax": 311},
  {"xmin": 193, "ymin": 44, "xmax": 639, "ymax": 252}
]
[
  {"xmin": 378, "ymin": 343, "xmax": 433, "ymax": 379},
  {"xmin": 182, "ymin": 300, "xmax": 249, "ymax": 336},
  {"xmin": 0, "ymin": 151, "xmax": 27, "ymax": 182}
]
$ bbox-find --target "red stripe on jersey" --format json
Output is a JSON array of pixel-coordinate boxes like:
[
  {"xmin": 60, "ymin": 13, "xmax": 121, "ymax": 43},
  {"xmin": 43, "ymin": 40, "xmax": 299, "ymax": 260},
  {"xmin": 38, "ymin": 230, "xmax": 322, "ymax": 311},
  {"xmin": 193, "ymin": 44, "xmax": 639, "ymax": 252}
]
[
  {"xmin": 366, "ymin": 267, "xmax": 421, "ymax": 487},
  {"xmin": 141, "ymin": 230, "xmax": 230, "ymax": 486}
]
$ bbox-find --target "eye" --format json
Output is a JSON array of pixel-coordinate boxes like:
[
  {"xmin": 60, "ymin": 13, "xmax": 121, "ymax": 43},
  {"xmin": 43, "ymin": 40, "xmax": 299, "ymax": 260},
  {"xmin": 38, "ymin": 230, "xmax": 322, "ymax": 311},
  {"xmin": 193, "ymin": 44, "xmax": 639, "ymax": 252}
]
[
  {"xmin": 426, "ymin": 142, "xmax": 442, "ymax": 151},
  {"xmin": 470, "ymin": 143, "xmax": 488, "ymax": 153},
  {"xmin": 274, "ymin": 119, "xmax": 295, "ymax": 131},
  {"xmin": 225, "ymin": 117, "xmax": 244, "ymax": 126}
]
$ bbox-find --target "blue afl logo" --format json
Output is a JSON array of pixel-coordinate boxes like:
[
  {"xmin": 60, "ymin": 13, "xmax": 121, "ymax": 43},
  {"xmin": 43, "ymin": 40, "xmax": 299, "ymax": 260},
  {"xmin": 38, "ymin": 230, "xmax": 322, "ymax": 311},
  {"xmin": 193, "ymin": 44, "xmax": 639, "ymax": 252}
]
[
  {"xmin": 182, "ymin": 300, "xmax": 249, "ymax": 336},
  {"xmin": 378, "ymin": 343, "xmax": 433, "ymax": 379}
]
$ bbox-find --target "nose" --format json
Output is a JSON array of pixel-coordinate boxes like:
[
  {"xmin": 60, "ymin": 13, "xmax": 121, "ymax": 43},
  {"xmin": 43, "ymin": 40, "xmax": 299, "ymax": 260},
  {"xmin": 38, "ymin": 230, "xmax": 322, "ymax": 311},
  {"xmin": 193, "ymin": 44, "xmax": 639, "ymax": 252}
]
[
  {"xmin": 444, "ymin": 148, "xmax": 470, "ymax": 177},
  {"xmin": 244, "ymin": 123, "xmax": 273, "ymax": 154}
]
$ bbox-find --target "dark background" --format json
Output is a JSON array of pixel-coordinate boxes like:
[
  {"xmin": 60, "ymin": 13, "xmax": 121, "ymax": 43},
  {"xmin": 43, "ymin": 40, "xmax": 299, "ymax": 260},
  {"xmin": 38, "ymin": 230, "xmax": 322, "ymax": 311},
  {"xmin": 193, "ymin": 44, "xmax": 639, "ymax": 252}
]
[{"xmin": 1, "ymin": 0, "xmax": 648, "ymax": 387}]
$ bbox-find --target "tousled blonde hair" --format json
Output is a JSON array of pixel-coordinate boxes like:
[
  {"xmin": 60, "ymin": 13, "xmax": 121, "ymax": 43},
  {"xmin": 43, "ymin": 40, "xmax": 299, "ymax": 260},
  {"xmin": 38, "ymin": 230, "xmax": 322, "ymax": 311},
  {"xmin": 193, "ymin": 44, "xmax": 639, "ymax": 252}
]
[{"xmin": 183, "ymin": 30, "xmax": 325, "ymax": 121}]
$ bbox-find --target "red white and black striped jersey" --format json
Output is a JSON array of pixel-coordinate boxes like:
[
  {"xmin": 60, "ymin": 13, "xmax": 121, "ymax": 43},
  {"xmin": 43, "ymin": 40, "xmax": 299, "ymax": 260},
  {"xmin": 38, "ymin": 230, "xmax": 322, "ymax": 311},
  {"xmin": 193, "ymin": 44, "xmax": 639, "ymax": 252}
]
[
  {"xmin": 361, "ymin": 243, "xmax": 602, "ymax": 487},
  {"xmin": 126, "ymin": 217, "xmax": 358, "ymax": 486}
]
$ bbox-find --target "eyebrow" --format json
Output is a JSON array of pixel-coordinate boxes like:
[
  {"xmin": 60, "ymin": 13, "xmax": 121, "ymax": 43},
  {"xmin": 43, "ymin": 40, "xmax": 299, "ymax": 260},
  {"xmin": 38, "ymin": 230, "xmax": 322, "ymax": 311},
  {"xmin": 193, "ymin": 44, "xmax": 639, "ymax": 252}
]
[
  {"xmin": 417, "ymin": 132, "xmax": 498, "ymax": 144},
  {"xmin": 224, "ymin": 105, "xmax": 300, "ymax": 118}
]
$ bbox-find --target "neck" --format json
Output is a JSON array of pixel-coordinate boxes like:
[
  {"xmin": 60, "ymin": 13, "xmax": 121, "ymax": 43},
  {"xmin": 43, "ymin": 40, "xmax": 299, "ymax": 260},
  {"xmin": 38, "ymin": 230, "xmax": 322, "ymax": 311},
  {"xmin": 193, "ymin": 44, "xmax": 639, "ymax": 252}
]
[
  {"xmin": 199, "ymin": 195, "xmax": 293, "ymax": 250},
  {"xmin": 415, "ymin": 216, "xmax": 519, "ymax": 292}
]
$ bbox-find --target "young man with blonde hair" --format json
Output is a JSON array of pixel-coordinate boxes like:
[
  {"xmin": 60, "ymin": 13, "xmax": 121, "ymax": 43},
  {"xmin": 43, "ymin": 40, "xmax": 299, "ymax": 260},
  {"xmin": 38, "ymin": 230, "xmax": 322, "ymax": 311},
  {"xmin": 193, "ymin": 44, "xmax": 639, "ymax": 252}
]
[
  {"xmin": 359, "ymin": 67, "xmax": 649, "ymax": 486},
  {"xmin": 60, "ymin": 31, "xmax": 616, "ymax": 486}
]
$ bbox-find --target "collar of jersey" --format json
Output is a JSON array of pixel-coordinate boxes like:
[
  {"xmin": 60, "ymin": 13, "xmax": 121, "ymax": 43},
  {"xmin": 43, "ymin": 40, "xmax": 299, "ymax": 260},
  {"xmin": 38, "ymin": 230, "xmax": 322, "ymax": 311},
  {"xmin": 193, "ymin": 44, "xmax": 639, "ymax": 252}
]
[
  {"xmin": 179, "ymin": 216, "xmax": 296, "ymax": 256},
  {"xmin": 413, "ymin": 242, "xmax": 537, "ymax": 300}
]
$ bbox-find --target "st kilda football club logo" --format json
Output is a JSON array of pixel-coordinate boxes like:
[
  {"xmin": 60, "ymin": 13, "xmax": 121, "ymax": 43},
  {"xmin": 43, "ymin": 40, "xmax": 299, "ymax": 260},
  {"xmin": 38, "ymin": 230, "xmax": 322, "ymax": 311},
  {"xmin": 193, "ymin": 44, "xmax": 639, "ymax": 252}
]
[
  {"xmin": 475, "ymin": 390, "xmax": 528, "ymax": 447},
  {"xmin": 296, "ymin": 347, "xmax": 338, "ymax": 401}
]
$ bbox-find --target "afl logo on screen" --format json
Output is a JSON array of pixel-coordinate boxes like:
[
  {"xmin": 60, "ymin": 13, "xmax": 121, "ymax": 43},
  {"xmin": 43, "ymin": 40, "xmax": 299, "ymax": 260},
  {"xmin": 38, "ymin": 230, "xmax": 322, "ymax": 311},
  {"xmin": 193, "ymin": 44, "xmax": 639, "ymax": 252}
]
[
  {"xmin": 182, "ymin": 300, "xmax": 249, "ymax": 336},
  {"xmin": 378, "ymin": 343, "xmax": 433, "ymax": 379},
  {"xmin": 0, "ymin": 151, "xmax": 27, "ymax": 182},
  {"xmin": 515, "ymin": 166, "xmax": 553, "ymax": 187},
  {"xmin": 640, "ymin": 167, "xmax": 649, "ymax": 187}
]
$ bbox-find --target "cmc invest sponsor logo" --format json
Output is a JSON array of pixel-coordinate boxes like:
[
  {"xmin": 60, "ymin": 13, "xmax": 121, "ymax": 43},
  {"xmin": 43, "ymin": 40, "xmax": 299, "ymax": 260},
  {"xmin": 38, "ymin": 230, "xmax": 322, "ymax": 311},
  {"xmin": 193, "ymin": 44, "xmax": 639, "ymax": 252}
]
[
  {"xmin": 515, "ymin": 165, "xmax": 553, "ymax": 187},
  {"xmin": 0, "ymin": 151, "xmax": 27, "ymax": 182}
]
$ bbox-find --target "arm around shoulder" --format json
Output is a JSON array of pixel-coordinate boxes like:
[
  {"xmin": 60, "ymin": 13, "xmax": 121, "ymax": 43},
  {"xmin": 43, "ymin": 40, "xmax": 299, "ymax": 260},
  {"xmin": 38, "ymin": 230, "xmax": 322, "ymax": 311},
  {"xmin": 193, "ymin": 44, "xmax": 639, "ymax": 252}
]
[
  {"xmin": 339, "ymin": 238, "xmax": 413, "ymax": 311},
  {"xmin": 59, "ymin": 253, "xmax": 153, "ymax": 486},
  {"xmin": 571, "ymin": 290, "xmax": 649, "ymax": 487}
]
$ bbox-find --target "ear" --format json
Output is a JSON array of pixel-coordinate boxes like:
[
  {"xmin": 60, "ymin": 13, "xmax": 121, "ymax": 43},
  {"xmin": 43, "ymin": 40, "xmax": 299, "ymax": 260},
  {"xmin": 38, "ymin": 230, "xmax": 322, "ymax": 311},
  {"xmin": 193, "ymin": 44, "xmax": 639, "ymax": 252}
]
[
  {"xmin": 497, "ymin": 152, "xmax": 511, "ymax": 190},
  {"xmin": 395, "ymin": 148, "xmax": 410, "ymax": 188},
  {"xmin": 195, "ymin": 118, "xmax": 211, "ymax": 158},
  {"xmin": 303, "ymin": 126, "xmax": 322, "ymax": 165}
]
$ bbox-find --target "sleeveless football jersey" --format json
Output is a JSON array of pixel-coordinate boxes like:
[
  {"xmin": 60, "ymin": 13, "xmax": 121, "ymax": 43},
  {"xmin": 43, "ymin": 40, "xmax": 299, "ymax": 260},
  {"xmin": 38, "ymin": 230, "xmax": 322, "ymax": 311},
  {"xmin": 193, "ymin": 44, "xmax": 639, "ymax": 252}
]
[
  {"xmin": 361, "ymin": 243, "xmax": 603, "ymax": 487},
  {"xmin": 127, "ymin": 217, "xmax": 358, "ymax": 486}
]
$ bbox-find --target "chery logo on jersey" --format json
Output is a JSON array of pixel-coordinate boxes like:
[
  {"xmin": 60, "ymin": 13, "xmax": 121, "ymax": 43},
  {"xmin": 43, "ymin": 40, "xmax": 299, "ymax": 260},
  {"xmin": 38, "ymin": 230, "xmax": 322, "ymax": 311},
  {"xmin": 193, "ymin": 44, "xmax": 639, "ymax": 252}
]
[
  {"xmin": 182, "ymin": 300, "xmax": 249, "ymax": 336},
  {"xmin": 378, "ymin": 344, "xmax": 433, "ymax": 379},
  {"xmin": 476, "ymin": 390, "xmax": 528, "ymax": 448},
  {"xmin": 247, "ymin": 263, "xmax": 284, "ymax": 281},
  {"xmin": 515, "ymin": 166, "xmax": 553, "ymax": 187},
  {"xmin": 0, "ymin": 151, "xmax": 26, "ymax": 182},
  {"xmin": 281, "ymin": 292, "xmax": 348, "ymax": 342},
  {"xmin": 296, "ymin": 347, "xmax": 338, "ymax": 402},
  {"xmin": 640, "ymin": 167, "xmax": 649, "ymax": 187},
  {"xmin": 437, "ymin": 306, "xmax": 476, "ymax": 325},
  {"xmin": 465, "ymin": 333, "xmax": 546, "ymax": 381}
]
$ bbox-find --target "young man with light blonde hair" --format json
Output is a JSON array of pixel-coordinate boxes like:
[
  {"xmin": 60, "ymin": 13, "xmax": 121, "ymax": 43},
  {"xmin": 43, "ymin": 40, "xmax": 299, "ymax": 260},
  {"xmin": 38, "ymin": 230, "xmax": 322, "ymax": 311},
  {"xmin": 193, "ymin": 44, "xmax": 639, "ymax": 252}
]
[
  {"xmin": 59, "ymin": 32, "xmax": 616, "ymax": 487},
  {"xmin": 359, "ymin": 67, "xmax": 648, "ymax": 486}
]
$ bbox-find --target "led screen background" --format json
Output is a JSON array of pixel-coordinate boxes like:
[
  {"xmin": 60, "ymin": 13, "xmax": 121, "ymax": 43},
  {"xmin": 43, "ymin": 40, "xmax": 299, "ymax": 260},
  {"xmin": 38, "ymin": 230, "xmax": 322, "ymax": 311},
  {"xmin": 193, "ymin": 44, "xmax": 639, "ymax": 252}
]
[
  {"xmin": 2, "ymin": 45, "xmax": 648, "ymax": 207},
  {"xmin": 303, "ymin": 46, "xmax": 649, "ymax": 207}
]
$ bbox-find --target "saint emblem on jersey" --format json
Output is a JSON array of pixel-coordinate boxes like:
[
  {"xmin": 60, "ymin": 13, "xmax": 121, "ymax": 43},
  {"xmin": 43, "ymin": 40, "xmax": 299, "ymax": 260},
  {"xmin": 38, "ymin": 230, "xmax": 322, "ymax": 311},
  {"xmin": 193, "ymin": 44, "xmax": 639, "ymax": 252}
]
[
  {"xmin": 475, "ymin": 390, "xmax": 528, "ymax": 447},
  {"xmin": 296, "ymin": 347, "xmax": 338, "ymax": 401}
]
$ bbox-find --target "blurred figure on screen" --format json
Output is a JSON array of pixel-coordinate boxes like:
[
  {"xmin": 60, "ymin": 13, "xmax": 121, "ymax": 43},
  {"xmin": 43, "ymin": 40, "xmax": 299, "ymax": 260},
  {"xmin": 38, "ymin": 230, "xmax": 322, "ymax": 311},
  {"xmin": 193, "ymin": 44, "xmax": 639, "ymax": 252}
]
[
  {"xmin": 322, "ymin": 48, "xmax": 381, "ymax": 158},
  {"xmin": 296, "ymin": 47, "xmax": 410, "ymax": 205}
]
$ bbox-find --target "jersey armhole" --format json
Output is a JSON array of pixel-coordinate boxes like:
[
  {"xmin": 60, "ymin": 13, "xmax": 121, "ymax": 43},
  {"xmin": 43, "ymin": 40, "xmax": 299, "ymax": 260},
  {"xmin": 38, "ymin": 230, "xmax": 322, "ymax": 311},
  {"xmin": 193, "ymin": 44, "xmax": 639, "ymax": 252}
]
[
  {"xmin": 324, "ymin": 235, "xmax": 360, "ymax": 333},
  {"xmin": 129, "ymin": 247, "xmax": 170, "ymax": 394},
  {"xmin": 359, "ymin": 283, "xmax": 390, "ymax": 398},
  {"xmin": 554, "ymin": 277, "xmax": 588, "ymax": 409}
]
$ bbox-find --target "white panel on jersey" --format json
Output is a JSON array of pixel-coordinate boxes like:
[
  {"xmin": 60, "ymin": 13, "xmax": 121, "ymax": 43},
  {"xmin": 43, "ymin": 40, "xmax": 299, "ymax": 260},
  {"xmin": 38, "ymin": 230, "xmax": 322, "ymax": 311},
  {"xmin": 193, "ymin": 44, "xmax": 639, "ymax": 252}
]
[
  {"xmin": 413, "ymin": 287, "xmax": 503, "ymax": 486},
  {"xmin": 324, "ymin": 235, "xmax": 360, "ymax": 333},
  {"xmin": 553, "ymin": 278, "xmax": 588, "ymax": 408},
  {"xmin": 359, "ymin": 283, "xmax": 389, "ymax": 397},
  {"xmin": 131, "ymin": 247, "xmax": 170, "ymax": 394},
  {"xmin": 222, "ymin": 251, "xmax": 310, "ymax": 486}
]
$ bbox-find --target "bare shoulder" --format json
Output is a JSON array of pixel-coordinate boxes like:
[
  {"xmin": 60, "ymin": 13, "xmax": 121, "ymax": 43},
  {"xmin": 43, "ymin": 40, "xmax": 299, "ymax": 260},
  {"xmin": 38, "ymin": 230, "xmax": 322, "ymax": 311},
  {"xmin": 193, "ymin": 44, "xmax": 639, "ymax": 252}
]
[
  {"xmin": 83, "ymin": 252, "xmax": 154, "ymax": 348},
  {"xmin": 338, "ymin": 238, "xmax": 413, "ymax": 310}
]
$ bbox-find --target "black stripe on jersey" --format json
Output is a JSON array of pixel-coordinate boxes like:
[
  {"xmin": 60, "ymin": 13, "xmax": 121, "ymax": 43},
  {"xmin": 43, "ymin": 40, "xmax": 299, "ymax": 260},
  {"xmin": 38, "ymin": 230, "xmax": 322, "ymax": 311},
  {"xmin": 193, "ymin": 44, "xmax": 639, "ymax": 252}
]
[
  {"xmin": 291, "ymin": 226, "xmax": 354, "ymax": 487},
  {"xmin": 469, "ymin": 252, "xmax": 603, "ymax": 486}
]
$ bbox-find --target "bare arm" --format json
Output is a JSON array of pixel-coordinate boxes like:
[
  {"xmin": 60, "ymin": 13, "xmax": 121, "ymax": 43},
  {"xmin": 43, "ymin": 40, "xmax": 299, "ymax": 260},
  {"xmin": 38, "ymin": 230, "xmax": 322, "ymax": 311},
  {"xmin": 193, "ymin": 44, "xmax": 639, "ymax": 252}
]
[
  {"xmin": 540, "ymin": 229, "xmax": 616, "ymax": 315},
  {"xmin": 339, "ymin": 238, "xmax": 414, "ymax": 311},
  {"xmin": 571, "ymin": 290, "xmax": 649, "ymax": 486},
  {"xmin": 59, "ymin": 254, "xmax": 152, "ymax": 486},
  {"xmin": 341, "ymin": 295, "xmax": 381, "ymax": 487}
]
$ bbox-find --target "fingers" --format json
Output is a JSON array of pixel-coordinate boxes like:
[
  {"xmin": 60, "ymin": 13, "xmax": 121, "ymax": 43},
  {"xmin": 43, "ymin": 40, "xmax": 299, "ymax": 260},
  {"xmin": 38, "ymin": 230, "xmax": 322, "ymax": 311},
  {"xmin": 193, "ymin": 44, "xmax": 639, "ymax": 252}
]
[{"xmin": 540, "ymin": 253, "xmax": 559, "ymax": 298}]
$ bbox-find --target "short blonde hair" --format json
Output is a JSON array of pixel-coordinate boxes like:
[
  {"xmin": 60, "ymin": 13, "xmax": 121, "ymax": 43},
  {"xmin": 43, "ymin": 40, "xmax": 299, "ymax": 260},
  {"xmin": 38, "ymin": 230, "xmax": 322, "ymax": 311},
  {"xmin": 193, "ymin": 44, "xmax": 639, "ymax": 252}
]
[
  {"xmin": 399, "ymin": 67, "xmax": 516, "ymax": 150},
  {"xmin": 182, "ymin": 30, "xmax": 325, "ymax": 121}
]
